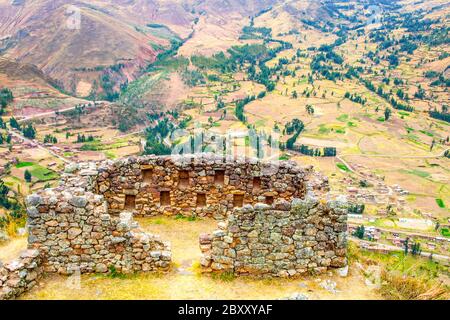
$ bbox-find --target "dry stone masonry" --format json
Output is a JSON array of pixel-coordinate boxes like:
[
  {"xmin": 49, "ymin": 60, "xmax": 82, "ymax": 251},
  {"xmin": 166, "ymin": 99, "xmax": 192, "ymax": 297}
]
[
  {"xmin": 0, "ymin": 249, "xmax": 43, "ymax": 300},
  {"xmin": 26, "ymin": 189, "xmax": 171, "ymax": 275},
  {"xmin": 1, "ymin": 154, "xmax": 347, "ymax": 298},
  {"xmin": 199, "ymin": 196, "xmax": 348, "ymax": 277},
  {"xmin": 90, "ymin": 154, "xmax": 326, "ymax": 218}
]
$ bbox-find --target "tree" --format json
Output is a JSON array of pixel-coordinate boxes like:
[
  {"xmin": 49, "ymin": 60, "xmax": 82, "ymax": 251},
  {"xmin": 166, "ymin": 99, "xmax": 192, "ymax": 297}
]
[
  {"xmin": 435, "ymin": 221, "xmax": 440, "ymax": 231},
  {"xmin": 77, "ymin": 134, "xmax": 86, "ymax": 143},
  {"xmin": 414, "ymin": 86, "xmax": 426, "ymax": 99},
  {"xmin": 323, "ymin": 147, "xmax": 337, "ymax": 157},
  {"xmin": 353, "ymin": 225, "xmax": 365, "ymax": 239},
  {"xmin": 22, "ymin": 123, "xmax": 36, "ymax": 139},
  {"xmin": 292, "ymin": 90, "xmax": 298, "ymax": 99},
  {"xmin": 411, "ymin": 242, "xmax": 421, "ymax": 256},
  {"xmin": 217, "ymin": 99, "xmax": 225, "ymax": 109},
  {"xmin": 0, "ymin": 88, "xmax": 13, "ymax": 114},
  {"xmin": 403, "ymin": 237, "xmax": 410, "ymax": 255},
  {"xmin": 44, "ymin": 134, "xmax": 58, "ymax": 144},
  {"xmin": 9, "ymin": 117, "xmax": 20, "ymax": 130},
  {"xmin": 349, "ymin": 203, "xmax": 365, "ymax": 214},
  {"xmin": 24, "ymin": 170, "xmax": 32, "ymax": 183},
  {"xmin": 359, "ymin": 180, "xmax": 369, "ymax": 188},
  {"xmin": 0, "ymin": 179, "xmax": 12, "ymax": 209},
  {"xmin": 384, "ymin": 107, "xmax": 392, "ymax": 121},
  {"xmin": 143, "ymin": 137, "xmax": 172, "ymax": 155}
]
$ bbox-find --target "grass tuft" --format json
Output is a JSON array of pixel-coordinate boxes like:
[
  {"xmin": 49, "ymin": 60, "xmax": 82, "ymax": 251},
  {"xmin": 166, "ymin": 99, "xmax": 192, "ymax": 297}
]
[
  {"xmin": 212, "ymin": 271, "xmax": 236, "ymax": 282},
  {"xmin": 337, "ymin": 163, "xmax": 350, "ymax": 172},
  {"xmin": 435, "ymin": 198, "xmax": 445, "ymax": 208},
  {"xmin": 380, "ymin": 270, "xmax": 448, "ymax": 300}
]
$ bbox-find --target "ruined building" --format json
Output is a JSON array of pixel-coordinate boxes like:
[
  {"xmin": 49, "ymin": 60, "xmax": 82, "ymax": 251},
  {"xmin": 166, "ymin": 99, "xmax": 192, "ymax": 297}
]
[{"xmin": 1, "ymin": 154, "xmax": 348, "ymax": 299}]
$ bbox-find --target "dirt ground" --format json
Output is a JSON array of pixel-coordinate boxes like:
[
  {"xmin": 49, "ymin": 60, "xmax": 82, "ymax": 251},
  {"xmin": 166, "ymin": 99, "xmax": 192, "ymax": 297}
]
[{"xmin": 0, "ymin": 236, "xmax": 27, "ymax": 263}]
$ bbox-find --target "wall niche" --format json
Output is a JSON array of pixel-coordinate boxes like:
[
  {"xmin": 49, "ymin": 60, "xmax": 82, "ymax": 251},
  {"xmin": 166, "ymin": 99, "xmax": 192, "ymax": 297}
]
[
  {"xmin": 253, "ymin": 177, "xmax": 262, "ymax": 191},
  {"xmin": 178, "ymin": 170, "xmax": 190, "ymax": 188},
  {"xmin": 142, "ymin": 169, "xmax": 153, "ymax": 183},
  {"xmin": 160, "ymin": 191, "xmax": 171, "ymax": 206},
  {"xmin": 196, "ymin": 193, "xmax": 207, "ymax": 207},
  {"xmin": 265, "ymin": 196, "xmax": 274, "ymax": 205},
  {"xmin": 125, "ymin": 195, "xmax": 136, "ymax": 210},
  {"xmin": 233, "ymin": 194, "xmax": 244, "ymax": 207},
  {"xmin": 214, "ymin": 170, "xmax": 225, "ymax": 185}
]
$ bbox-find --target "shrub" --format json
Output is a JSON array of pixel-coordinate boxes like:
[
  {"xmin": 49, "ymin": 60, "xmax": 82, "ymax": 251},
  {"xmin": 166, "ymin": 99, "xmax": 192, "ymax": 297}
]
[
  {"xmin": 435, "ymin": 198, "xmax": 445, "ymax": 208},
  {"xmin": 379, "ymin": 270, "xmax": 448, "ymax": 300}
]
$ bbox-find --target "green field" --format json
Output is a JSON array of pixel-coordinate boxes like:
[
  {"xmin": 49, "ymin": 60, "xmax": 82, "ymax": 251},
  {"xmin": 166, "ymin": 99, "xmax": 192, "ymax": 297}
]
[
  {"xmin": 435, "ymin": 198, "xmax": 445, "ymax": 208},
  {"xmin": 15, "ymin": 162, "xmax": 34, "ymax": 168},
  {"xmin": 441, "ymin": 228, "xmax": 450, "ymax": 237},
  {"xmin": 337, "ymin": 163, "xmax": 350, "ymax": 172},
  {"xmin": 16, "ymin": 162, "xmax": 59, "ymax": 182}
]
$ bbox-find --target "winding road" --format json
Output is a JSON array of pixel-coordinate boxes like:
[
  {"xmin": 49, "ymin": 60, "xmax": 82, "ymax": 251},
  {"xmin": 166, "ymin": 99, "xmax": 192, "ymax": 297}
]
[
  {"xmin": 350, "ymin": 237, "xmax": 450, "ymax": 265},
  {"xmin": 8, "ymin": 129, "xmax": 70, "ymax": 164},
  {"xmin": 6, "ymin": 102, "xmax": 112, "ymax": 164},
  {"xmin": 340, "ymin": 148, "xmax": 449, "ymax": 160}
]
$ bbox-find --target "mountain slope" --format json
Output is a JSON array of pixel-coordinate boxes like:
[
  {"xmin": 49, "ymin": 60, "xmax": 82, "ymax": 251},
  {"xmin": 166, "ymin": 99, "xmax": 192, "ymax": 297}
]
[
  {"xmin": 0, "ymin": 0, "xmax": 279, "ymax": 98},
  {"xmin": 0, "ymin": 0, "xmax": 181, "ymax": 98}
]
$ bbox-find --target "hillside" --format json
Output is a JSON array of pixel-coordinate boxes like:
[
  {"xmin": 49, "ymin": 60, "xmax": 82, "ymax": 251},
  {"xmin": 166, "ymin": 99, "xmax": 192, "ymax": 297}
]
[
  {"xmin": 0, "ymin": 57, "xmax": 87, "ymax": 116},
  {"xmin": 0, "ymin": 0, "xmax": 280, "ymax": 99},
  {"xmin": 0, "ymin": 0, "xmax": 180, "ymax": 98}
]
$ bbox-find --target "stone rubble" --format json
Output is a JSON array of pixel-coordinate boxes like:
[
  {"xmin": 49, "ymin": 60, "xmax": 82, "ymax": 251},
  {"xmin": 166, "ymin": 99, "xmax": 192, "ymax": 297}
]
[
  {"xmin": 285, "ymin": 292, "xmax": 309, "ymax": 300},
  {"xmin": 0, "ymin": 249, "xmax": 43, "ymax": 300},
  {"xmin": 320, "ymin": 280, "xmax": 339, "ymax": 294}
]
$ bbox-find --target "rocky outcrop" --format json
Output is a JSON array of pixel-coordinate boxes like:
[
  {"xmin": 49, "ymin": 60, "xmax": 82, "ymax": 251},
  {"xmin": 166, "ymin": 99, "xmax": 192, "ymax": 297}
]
[{"xmin": 199, "ymin": 195, "xmax": 348, "ymax": 277}]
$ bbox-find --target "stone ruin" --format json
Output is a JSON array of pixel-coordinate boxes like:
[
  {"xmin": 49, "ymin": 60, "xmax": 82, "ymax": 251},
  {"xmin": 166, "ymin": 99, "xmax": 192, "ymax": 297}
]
[
  {"xmin": 90, "ymin": 154, "xmax": 324, "ymax": 218},
  {"xmin": 0, "ymin": 154, "xmax": 348, "ymax": 299},
  {"xmin": 26, "ymin": 191, "xmax": 171, "ymax": 275},
  {"xmin": 199, "ymin": 197, "xmax": 347, "ymax": 277}
]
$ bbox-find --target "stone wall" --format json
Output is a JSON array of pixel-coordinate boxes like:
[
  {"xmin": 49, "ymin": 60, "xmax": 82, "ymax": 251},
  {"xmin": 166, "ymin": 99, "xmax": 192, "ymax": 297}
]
[
  {"xmin": 0, "ymin": 249, "xmax": 43, "ymax": 300},
  {"xmin": 74, "ymin": 154, "xmax": 326, "ymax": 218},
  {"xmin": 0, "ymin": 154, "xmax": 343, "ymax": 299},
  {"xmin": 26, "ymin": 188, "xmax": 171, "ymax": 275},
  {"xmin": 199, "ymin": 195, "xmax": 348, "ymax": 277},
  {"xmin": 25, "ymin": 154, "xmax": 334, "ymax": 276}
]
